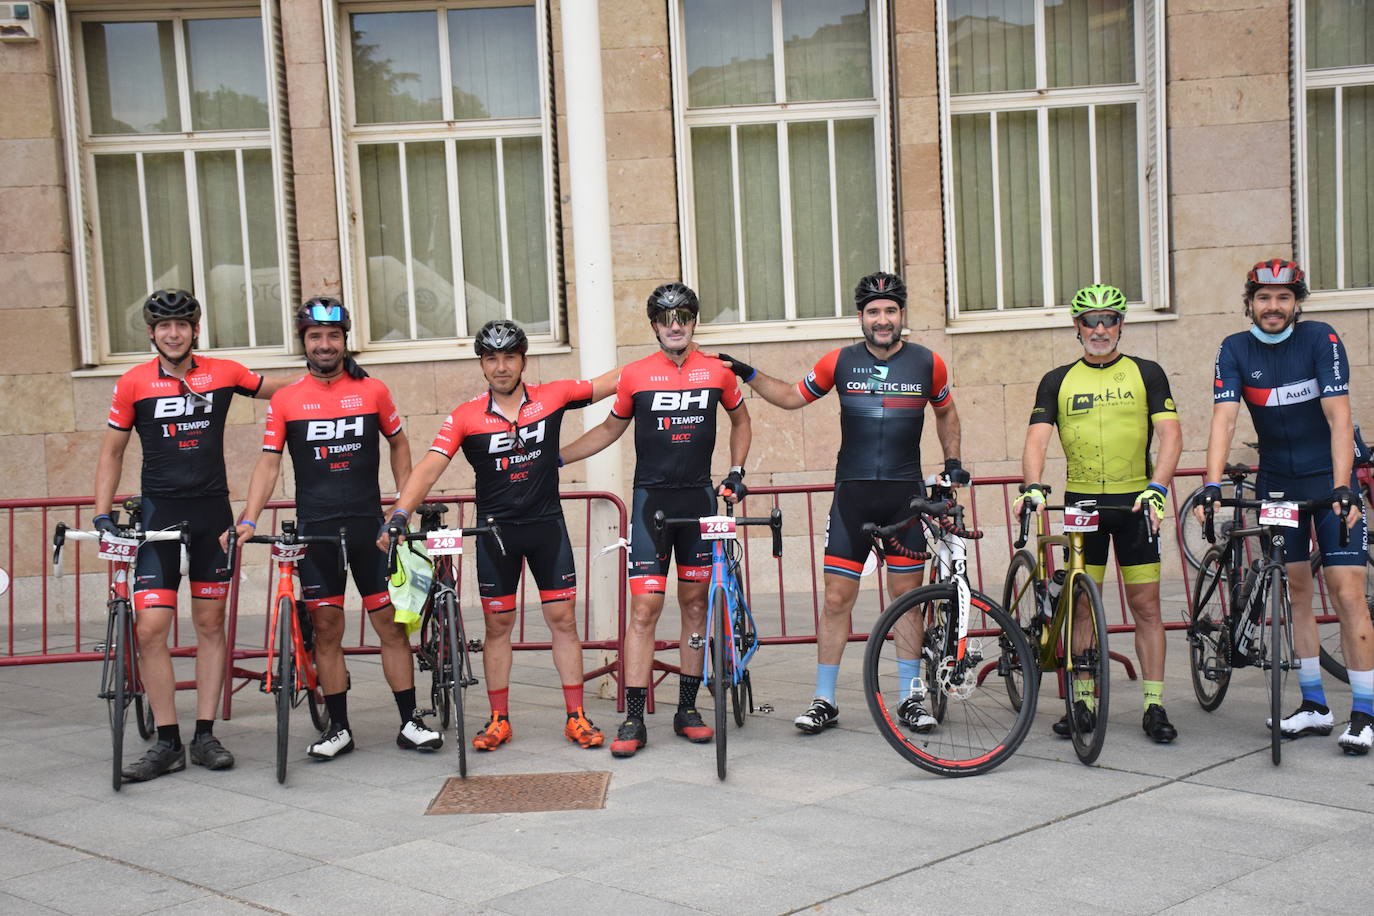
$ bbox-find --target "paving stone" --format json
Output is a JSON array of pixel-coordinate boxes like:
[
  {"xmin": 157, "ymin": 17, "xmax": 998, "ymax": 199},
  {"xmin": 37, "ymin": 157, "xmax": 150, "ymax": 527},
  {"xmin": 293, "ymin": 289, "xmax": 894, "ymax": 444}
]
[
  {"xmin": 1, "ymin": 856, "xmax": 203, "ymax": 915},
  {"xmin": 235, "ymin": 863, "xmax": 454, "ymax": 915}
]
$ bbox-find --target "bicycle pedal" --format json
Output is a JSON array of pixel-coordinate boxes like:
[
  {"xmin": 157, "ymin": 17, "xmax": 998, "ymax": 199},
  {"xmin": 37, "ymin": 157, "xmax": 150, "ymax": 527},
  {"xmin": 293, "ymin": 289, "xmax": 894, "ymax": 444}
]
[
  {"xmin": 467, "ymin": 639, "xmax": 484, "ymax": 653},
  {"xmin": 755, "ymin": 703, "xmax": 774, "ymax": 714},
  {"xmin": 414, "ymin": 707, "xmax": 436, "ymax": 717},
  {"xmin": 94, "ymin": 643, "xmax": 109, "ymax": 653}
]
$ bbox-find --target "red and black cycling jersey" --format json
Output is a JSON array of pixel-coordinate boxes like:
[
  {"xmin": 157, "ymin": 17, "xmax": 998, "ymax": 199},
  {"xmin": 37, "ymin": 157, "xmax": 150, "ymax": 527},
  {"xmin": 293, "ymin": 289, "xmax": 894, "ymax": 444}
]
[
  {"xmin": 263, "ymin": 374, "xmax": 402, "ymax": 523},
  {"xmin": 799, "ymin": 341, "xmax": 952, "ymax": 483},
  {"xmin": 107, "ymin": 356, "xmax": 264, "ymax": 498},
  {"xmin": 430, "ymin": 379, "xmax": 593, "ymax": 523},
  {"xmin": 611, "ymin": 349, "xmax": 745, "ymax": 489}
]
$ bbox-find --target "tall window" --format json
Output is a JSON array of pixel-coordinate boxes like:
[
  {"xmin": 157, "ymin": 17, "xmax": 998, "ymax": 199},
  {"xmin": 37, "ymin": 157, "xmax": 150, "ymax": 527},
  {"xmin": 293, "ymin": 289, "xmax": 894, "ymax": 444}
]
[
  {"xmin": 73, "ymin": 9, "xmax": 288, "ymax": 357},
  {"xmin": 671, "ymin": 0, "xmax": 891, "ymax": 325},
  {"xmin": 1298, "ymin": 0, "xmax": 1374, "ymax": 297},
  {"xmin": 344, "ymin": 3, "xmax": 555, "ymax": 346},
  {"xmin": 939, "ymin": 1, "xmax": 1165, "ymax": 319}
]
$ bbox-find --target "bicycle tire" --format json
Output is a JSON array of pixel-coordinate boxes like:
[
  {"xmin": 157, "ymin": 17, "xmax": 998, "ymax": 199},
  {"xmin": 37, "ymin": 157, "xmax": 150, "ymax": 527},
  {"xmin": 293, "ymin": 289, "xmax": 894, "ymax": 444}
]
[
  {"xmin": 135, "ymin": 694, "xmax": 155, "ymax": 740},
  {"xmin": 999, "ymin": 549, "xmax": 1044, "ymax": 711},
  {"xmin": 442, "ymin": 592, "xmax": 468, "ymax": 778},
  {"xmin": 1314, "ymin": 552, "xmax": 1374, "ymax": 683},
  {"xmin": 429, "ymin": 605, "xmax": 452, "ymax": 732},
  {"xmin": 863, "ymin": 583, "xmax": 1036, "ymax": 777},
  {"xmin": 1188, "ymin": 546, "xmax": 1233, "ymax": 711},
  {"xmin": 1065, "ymin": 573, "xmax": 1109, "ymax": 765},
  {"xmin": 1265, "ymin": 566, "xmax": 1292, "ymax": 766},
  {"xmin": 729, "ymin": 583, "xmax": 753, "ymax": 728},
  {"xmin": 307, "ymin": 686, "xmax": 329, "ymax": 732},
  {"xmin": 922, "ymin": 598, "xmax": 949, "ymax": 723},
  {"xmin": 1179, "ymin": 480, "xmax": 1258, "ymax": 570},
  {"xmin": 105, "ymin": 600, "xmax": 131, "ymax": 792},
  {"xmin": 712, "ymin": 588, "xmax": 729, "ymax": 780},
  {"xmin": 275, "ymin": 596, "xmax": 294, "ymax": 785}
]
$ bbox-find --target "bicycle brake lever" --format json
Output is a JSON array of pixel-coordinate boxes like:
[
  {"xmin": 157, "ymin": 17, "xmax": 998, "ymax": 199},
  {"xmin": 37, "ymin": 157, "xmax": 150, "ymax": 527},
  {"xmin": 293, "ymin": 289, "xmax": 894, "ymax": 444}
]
[
  {"xmin": 486, "ymin": 518, "xmax": 506, "ymax": 558},
  {"xmin": 52, "ymin": 523, "xmax": 66, "ymax": 576},
  {"xmin": 770, "ymin": 508, "xmax": 782, "ymax": 558}
]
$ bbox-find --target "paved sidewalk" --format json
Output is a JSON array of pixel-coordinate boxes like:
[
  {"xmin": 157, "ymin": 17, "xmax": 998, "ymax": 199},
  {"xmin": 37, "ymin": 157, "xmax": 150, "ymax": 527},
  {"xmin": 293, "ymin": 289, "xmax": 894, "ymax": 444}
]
[{"xmin": 2, "ymin": 628, "xmax": 1372, "ymax": 915}]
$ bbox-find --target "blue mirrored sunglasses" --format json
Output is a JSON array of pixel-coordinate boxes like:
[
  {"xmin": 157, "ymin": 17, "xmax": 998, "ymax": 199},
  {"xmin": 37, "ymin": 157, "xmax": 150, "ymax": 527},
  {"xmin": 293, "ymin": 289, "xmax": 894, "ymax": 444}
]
[{"xmin": 306, "ymin": 303, "xmax": 344, "ymax": 322}]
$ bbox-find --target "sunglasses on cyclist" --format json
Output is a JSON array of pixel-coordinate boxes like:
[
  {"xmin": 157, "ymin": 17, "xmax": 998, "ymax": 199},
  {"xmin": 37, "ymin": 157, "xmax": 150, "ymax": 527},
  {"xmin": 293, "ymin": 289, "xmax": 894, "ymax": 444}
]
[
  {"xmin": 1251, "ymin": 264, "xmax": 1302, "ymax": 284},
  {"xmin": 653, "ymin": 307, "xmax": 696, "ymax": 327},
  {"xmin": 304, "ymin": 302, "xmax": 345, "ymax": 323},
  {"xmin": 1076, "ymin": 312, "xmax": 1123, "ymax": 329}
]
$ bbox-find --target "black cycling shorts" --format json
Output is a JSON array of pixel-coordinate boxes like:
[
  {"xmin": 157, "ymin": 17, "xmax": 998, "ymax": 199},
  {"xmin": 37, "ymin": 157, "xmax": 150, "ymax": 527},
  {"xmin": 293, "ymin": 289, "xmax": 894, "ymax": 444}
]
[
  {"xmin": 133, "ymin": 495, "xmax": 233, "ymax": 610},
  {"xmin": 299, "ymin": 516, "xmax": 392, "ymax": 613},
  {"xmin": 823, "ymin": 480, "xmax": 928, "ymax": 580},
  {"xmin": 475, "ymin": 517, "xmax": 577, "ymax": 613},
  {"xmin": 1065, "ymin": 491, "xmax": 1160, "ymax": 585},
  {"xmin": 1254, "ymin": 471, "xmax": 1369, "ymax": 566},
  {"xmin": 627, "ymin": 487, "xmax": 715, "ymax": 595}
]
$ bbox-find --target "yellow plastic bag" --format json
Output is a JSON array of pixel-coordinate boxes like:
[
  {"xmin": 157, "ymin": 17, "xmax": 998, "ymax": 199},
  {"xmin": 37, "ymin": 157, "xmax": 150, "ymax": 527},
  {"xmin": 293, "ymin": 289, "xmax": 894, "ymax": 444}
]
[{"xmin": 387, "ymin": 539, "xmax": 433, "ymax": 637}]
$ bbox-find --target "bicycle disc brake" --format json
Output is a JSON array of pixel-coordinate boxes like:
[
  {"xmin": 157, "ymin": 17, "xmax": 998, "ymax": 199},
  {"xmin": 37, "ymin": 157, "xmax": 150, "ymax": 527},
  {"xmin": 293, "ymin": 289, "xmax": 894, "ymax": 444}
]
[{"xmin": 934, "ymin": 640, "xmax": 985, "ymax": 701}]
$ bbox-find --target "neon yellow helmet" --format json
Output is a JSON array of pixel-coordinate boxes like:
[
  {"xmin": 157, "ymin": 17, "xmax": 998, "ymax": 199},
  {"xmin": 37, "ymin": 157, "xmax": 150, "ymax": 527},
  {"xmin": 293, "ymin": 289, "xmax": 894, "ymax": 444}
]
[{"xmin": 1069, "ymin": 284, "xmax": 1127, "ymax": 317}]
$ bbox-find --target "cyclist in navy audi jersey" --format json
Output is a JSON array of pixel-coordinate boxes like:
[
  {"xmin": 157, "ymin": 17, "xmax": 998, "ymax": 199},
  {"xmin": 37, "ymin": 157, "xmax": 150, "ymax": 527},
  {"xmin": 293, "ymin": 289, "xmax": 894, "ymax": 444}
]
[
  {"xmin": 560, "ymin": 283, "xmax": 751, "ymax": 759},
  {"xmin": 228, "ymin": 298, "xmax": 442, "ymax": 761},
  {"xmin": 714, "ymin": 272, "xmax": 966, "ymax": 736},
  {"xmin": 94, "ymin": 289, "xmax": 292, "ymax": 782},
  {"xmin": 1199, "ymin": 259, "xmax": 1373, "ymax": 754},
  {"xmin": 380, "ymin": 320, "xmax": 618, "ymax": 752}
]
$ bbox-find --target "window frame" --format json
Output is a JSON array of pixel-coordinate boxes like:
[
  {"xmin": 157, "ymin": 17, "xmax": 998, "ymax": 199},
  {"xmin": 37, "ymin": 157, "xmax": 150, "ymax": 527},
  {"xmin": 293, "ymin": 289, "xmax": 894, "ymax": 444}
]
[
  {"xmin": 936, "ymin": 0, "xmax": 1168, "ymax": 331},
  {"xmin": 326, "ymin": 0, "xmax": 563, "ymax": 355},
  {"xmin": 667, "ymin": 0, "xmax": 896, "ymax": 341},
  {"xmin": 55, "ymin": 0, "xmax": 295, "ymax": 366},
  {"xmin": 1292, "ymin": 0, "xmax": 1374, "ymax": 311}
]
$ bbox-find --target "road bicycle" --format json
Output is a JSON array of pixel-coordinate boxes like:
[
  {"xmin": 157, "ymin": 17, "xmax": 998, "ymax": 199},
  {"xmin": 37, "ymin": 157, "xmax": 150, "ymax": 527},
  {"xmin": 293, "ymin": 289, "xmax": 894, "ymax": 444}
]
[
  {"xmin": 238, "ymin": 521, "xmax": 339, "ymax": 784},
  {"xmin": 862, "ymin": 491, "xmax": 1036, "ymax": 777},
  {"xmin": 1004, "ymin": 491, "xmax": 1147, "ymax": 765},
  {"xmin": 653, "ymin": 503, "xmax": 782, "ymax": 780},
  {"xmin": 1190, "ymin": 490, "xmax": 1352, "ymax": 764},
  {"xmin": 386, "ymin": 503, "xmax": 502, "ymax": 779},
  {"xmin": 52, "ymin": 497, "xmax": 186, "ymax": 791}
]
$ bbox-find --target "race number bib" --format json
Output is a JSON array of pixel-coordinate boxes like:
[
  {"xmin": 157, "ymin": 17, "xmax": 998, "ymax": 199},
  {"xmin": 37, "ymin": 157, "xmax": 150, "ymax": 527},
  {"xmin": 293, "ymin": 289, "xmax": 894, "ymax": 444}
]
[
  {"xmin": 1259, "ymin": 500, "xmax": 1300, "ymax": 528},
  {"xmin": 424, "ymin": 529, "xmax": 465, "ymax": 556},
  {"xmin": 271, "ymin": 541, "xmax": 308, "ymax": 562},
  {"xmin": 97, "ymin": 536, "xmax": 139, "ymax": 563},
  {"xmin": 1062, "ymin": 507, "xmax": 1100, "ymax": 533},
  {"xmin": 699, "ymin": 516, "xmax": 738, "ymax": 540}
]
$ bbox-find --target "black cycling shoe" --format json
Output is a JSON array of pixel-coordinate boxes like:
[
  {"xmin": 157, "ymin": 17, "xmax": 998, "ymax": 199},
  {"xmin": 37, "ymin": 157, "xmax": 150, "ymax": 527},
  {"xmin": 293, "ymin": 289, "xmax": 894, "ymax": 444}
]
[
  {"xmin": 188, "ymin": 733, "xmax": 235, "ymax": 769},
  {"xmin": 1051, "ymin": 700, "xmax": 1096, "ymax": 737},
  {"xmin": 609, "ymin": 718, "xmax": 648, "ymax": 758},
  {"xmin": 1142, "ymin": 704, "xmax": 1177, "ymax": 744},
  {"xmin": 122, "ymin": 740, "xmax": 187, "ymax": 782}
]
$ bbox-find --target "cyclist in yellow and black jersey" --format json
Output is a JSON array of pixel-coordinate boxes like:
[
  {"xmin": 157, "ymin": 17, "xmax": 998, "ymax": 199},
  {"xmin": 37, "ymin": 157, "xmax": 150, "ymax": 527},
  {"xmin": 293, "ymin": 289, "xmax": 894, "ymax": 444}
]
[{"xmin": 1015, "ymin": 284, "xmax": 1183, "ymax": 744}]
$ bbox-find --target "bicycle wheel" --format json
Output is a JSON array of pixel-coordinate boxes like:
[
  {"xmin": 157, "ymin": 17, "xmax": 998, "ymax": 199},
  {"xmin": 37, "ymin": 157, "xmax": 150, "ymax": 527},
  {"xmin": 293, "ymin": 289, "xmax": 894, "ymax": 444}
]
[
  {"xmin": 1314, "ymin": 552, "xmax": 1374, "ymax": 683},
  {"xmin": 103, "ymin": 600, "xmax": 132, "ymax": 792},
  {"xmin": 429, "ymin": 611, "xmax": 452, "ymax": 732},
  {"xmin": 712, "ymin": 588, "xmax": 729, "ymax": 780},
  {"xmin": 441, "ymin": 593, "xmax": 468, "ymax": 778},
  {"xmin": 863, "ymin": 583, "xmax": 1036, "ymax": 777},
  {"xmin": 729, "ymin": 585, "xmax": 754, "ymax": 728},
  {"xmin": 1064, "ymin": 573, "xmax": 1110, "ymax": 765},
  {"xmin": 307, "ymin": 685, "xmax": 329, "ymax": 731},
  {"xmin": 1264, "ymin": 566, "xmax": 1292, "ymax": 766},
  {"xmin": 274, "ymin": 596, "xmax": 295, "ymax": 785},
  {"xmin": 922, "ymin": 598, "xmax": 949, "ymax": 723},
  {"xmin": 1189, "ymin": 546, "xmax": 1233, "ymax": 711},
  {"xmin": 135, "ymin": 695, "xmax": 155, "ymax": 740},
  {"xmin": 1179, "ymin": 480, "xmax": 1257, "ymax": 570},
  {"xmin": 999, "ymin": 550, "xmax": 1044, "ymax": 711}
]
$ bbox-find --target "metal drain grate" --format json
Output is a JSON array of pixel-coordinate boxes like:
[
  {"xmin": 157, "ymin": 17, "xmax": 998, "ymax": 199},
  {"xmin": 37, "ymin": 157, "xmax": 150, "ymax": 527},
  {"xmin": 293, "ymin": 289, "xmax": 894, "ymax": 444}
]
[{"xmin": 425, "ymin": 771, "xmax": 611, "ymax": 815}]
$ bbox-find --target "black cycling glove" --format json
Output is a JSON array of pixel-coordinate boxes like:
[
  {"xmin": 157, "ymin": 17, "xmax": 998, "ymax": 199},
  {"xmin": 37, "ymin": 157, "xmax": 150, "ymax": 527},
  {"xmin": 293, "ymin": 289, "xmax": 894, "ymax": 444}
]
[
  {"xmin": 1198, "ymin": 484, "xmax": 1222, "ymax": 511},
  {"xmin": 943, "ymin": 457, "xmax": 971, "ymax": 486},
  {"xmin": 719, "ymin": 469, "xmax": 747, "ymax": 501},
  {"xmin": 1331, "ymin": 485, "xmax": 1356, "ymax": 515},
  {"xmin": 713, "ymin": 352, "xmax": 756, "ymax": 383},
  {"xmin": 93, "ymin": 514, "xmax": 120, "ymax": 537}
]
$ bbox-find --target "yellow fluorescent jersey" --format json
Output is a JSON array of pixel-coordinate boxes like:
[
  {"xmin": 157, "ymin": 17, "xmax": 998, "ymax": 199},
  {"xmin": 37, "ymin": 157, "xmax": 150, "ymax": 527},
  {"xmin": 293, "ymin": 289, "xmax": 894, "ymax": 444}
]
[{"xmin": 1028, "ymin": 353, "xmax": 1177, "ymax": 495}]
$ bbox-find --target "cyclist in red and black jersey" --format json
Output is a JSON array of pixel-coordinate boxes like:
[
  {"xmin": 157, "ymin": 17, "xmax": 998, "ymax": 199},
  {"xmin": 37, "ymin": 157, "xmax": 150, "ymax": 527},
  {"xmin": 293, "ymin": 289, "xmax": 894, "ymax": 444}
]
[
  {"xmin": 228, "ymin": 298, "xmax": 441, "ymax": 761},
  {"xmin": 561, "ymin": 283, "xmax": 751, "ymax": 759},
  {"xmin": 380, "ymin": 320, "xmax": 618, "ymax": 752},
  {"xmin": 94, "ymin": 289, "xmax": 292, "ymax": 782},
  {"xmin": 714, "ymin": 272, "xmax": 965, "ymax": 736}
]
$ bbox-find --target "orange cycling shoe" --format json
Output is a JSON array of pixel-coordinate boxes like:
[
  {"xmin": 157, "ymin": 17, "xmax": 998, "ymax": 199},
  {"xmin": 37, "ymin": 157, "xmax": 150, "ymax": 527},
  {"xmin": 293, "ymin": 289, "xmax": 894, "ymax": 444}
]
[
  {"xmin": 564, "ymin": 708, "xmax": 605, "ymax": 748},
  {"xmin": 473, "ymin": 714, "xmax": 513, "ymax": 751}
]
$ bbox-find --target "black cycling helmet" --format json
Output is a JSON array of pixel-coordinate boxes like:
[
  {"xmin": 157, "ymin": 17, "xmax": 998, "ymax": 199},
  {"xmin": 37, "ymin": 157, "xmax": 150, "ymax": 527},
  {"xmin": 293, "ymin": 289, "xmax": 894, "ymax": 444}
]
[
  {"xmin": 854, "ymin": 272, "xmax": 906, "ymax": 310},
  {"xmin": 142, "ymin": 289, "xmax": 201, "ymax": 327},
  {"xmin": 474, "ymin": 319, "xmax": 528, "ymax": 356},
  {"xmin": 645, "ymin": 282, "xmax": 700, "ymax": 321},
  {"xmin": 295, "ymin": 296, "xmax": 351, "ymax": 336}
]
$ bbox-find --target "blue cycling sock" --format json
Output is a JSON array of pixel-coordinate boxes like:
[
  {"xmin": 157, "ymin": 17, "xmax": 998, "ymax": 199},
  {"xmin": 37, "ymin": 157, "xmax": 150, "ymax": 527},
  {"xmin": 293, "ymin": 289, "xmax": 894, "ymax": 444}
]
[
  {"xmin": 1350, "ymin": 669, "xmax": 1374, "ymax": 717},
  {"xmin": 814, "ymin": 664, "xmax": 840, "ymax": 705},
  {"xmin": 897, "ymin": 658, "xmax": 922, "ymax": 696},
  {"xmin": 1298, "ymin": 656, "xmax": 1327, "ymax": 706}
]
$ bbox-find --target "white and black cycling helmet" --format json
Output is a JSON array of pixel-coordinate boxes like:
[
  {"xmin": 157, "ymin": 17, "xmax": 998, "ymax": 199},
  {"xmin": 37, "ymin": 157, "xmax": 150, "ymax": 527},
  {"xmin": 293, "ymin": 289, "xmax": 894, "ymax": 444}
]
[
  {"xmin": 143, "ymin": 289, "xmax": 202, "ymax": 326},
  {"xmin": 474, "ymin": 319, "xmax": 528, "ymax": 356}
]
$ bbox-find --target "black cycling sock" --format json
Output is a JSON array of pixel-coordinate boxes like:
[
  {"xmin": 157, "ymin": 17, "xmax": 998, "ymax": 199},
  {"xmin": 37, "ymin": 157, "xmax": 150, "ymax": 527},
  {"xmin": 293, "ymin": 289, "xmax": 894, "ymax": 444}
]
[
  {"xmin": 394, "ymin": 687, "xmax": 417, "ymax": 722},
  {"xmin": 157, "ymin": 724, "xmax": 182, "ymax": 749},
  {"xmin": 626, "ymin": 686, "xmax": 647, "ymax": 721},
  {"xmin": 678, "ymin": 675, "xmax": 702, "ymax": 710},
  {"xmin": 194, "ymin": 719, "xmax": 214, "ymax": 738},
  {"xmin": 325, "ymin": 691, "xmax": 350, "ymax": 731}
]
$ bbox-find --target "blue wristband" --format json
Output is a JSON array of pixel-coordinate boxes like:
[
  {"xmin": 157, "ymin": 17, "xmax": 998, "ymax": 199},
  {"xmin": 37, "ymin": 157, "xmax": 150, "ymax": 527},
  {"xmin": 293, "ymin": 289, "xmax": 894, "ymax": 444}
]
[
  {"xmin": 1204, "ymin": 481, "xmax": 1221, "ymax": 489},
  {"xmin": 1146, "ymin": 482, "xmax": 1168, "ymax": 496},
  {"xmin": 93, "ymin": 514, "xmax": 111, "ymax": 522},
  {"xmin": 393, "ymin": 508, "xmax": 411, "ymax": 520},
  {"xmin": 238, "ymin": 519, "xmax": 256, "ymax": 529}
]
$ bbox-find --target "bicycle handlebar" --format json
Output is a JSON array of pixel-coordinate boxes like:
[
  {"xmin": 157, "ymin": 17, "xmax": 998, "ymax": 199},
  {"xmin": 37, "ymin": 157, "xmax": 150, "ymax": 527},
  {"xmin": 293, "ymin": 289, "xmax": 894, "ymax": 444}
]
[
  {"xmin": 1014, "ymin": 493, "xmax": 1154, "ymax": 549},
  {"xmin": 652, "ymin": 506, "xmax": 784, "ymax": 559},
  {"xmin": 52, "ymin": 522, "xmax": 187, "ymax": 577},
  {"xmin": 1203, "ymin": 496, "xmax": 1351, "ymax": 549},
  {"xmin": 385, "ymin": 516, "xmax": 505, "ymax": 575},
  {"xmin": 245, "ymin": 523, "xmax": 350, "ymax": 575}
]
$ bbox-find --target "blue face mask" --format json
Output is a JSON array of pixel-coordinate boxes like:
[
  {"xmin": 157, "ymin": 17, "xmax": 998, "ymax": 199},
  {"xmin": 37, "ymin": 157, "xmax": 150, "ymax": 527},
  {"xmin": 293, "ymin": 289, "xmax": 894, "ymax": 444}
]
[{"xmin": 1250, "ymin": 324, "xmax": 1295, "ymax": 344}]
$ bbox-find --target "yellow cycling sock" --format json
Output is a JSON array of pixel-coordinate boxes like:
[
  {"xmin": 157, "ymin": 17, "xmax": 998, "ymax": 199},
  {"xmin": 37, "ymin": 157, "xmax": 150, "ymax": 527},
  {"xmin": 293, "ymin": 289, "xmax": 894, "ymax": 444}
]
[
  {"xmin": 1073, "ymin": 677, "xmax": 1096, "ymax": 711},
  {"xmin": 1143, "ymin": 680, "xmax": 1164, "ymax": 710}
]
